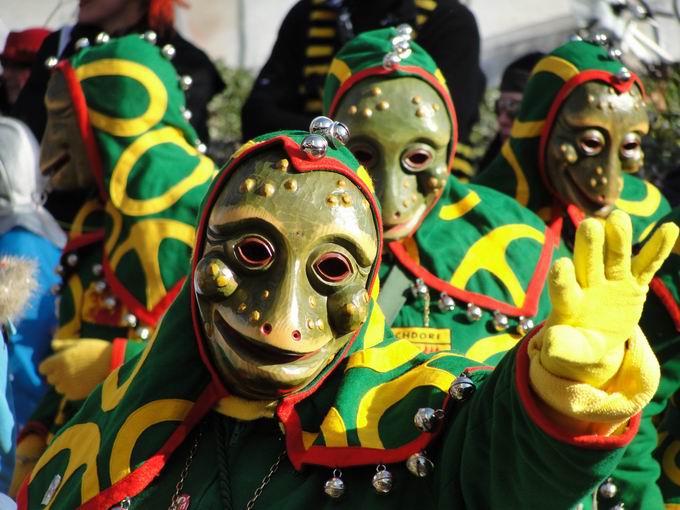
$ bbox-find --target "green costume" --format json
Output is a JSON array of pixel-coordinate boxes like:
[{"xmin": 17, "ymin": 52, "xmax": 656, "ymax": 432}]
[
  {"xmin": 16, "ymin": 128, "xmax": 666, "ymax": 510},
  {"xmin": 475, "ymin": 41, "xmax": 671, "ymax": 509},
  {"xmin": 22, "ymin": 34, "xmax": 213, "ymax": 441},
  {"xmin": 323, "ymin": 28, "xmax": 564, "ymax": 365}
]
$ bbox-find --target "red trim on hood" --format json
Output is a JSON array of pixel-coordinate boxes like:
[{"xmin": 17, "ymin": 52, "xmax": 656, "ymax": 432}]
[
  {"xmin": 515, "ymin": 326, "xmax": 641, "ymax": 449},
  {"xmin": 650, "ymin": 276, "xmax": 680, "ymax": 332},
  {"xmin": 189, "ymin": 135, "xmax": 384, "ymax": 402},
  {"xmin": 327, "ymin": 64, "xmax": 459, "ymax": 239},
  {"xmin": 77, "ymin": 383, "xmax": 222, "ymax": 510},
  {"xmin": 102, "ymin": 255, "xmax": 185, "ymax": 328},
  {"xmin": 57, "ymin": 61, "xmax": 108, "ymax": 202},
  {"xmin": 537, "ymin": 69, "xmax": 644, "ymax": 213},
  {"xmin": 386, "ymin": 220, "xmax": 557, "ymax": 317}
]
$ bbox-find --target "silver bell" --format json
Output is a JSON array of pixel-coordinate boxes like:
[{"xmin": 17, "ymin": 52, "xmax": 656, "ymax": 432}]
[
  {"xmin": 591, "ymin": 32, "xmax": 608, "ymax": 45},
  {"xmin": 437, "ymin": 292, "xmax": 455, "ymax": 312},
  {"xmin": 599, "ymin": 478, "xmax": 617, "ymax": 499},
  {"xmin": 492, "ymin": 311, "xmax": 509, "ymax": 332},
  {"xmin": 608, "ymin": 48, "xmax": 623, "ymax": 60},
  {"xmin": 413, "ymin": 407, "xmax": 444, "ymax": 432},
  {"xmin": 135, "ymin": 326, "xmax": 150, "ymax": 340},
  {"xmin": 449, "ymin": 373, "xmax": 476, "ymax": 401},
  {"xmin": 610, "ymin": 505, "xmax": 624, "ymax": 510},
  {"xmin": 181, "ymin": 107, "xmax": 193, "ymax": 121},
  {"xmin": 324, "ymin": 470, "xmax": 345, "ymax": 499},
  {"xmin": 66, "ymin": 253, "xmax": 78, "ymax": 267},
  {"xmin": 196, "ymin": 142, "xmax": 207, "ymax": 154},
  {"xmin": 466, "ymin": 303, "xmax": 482, "ymax": 322},
  {"xmin": 301, "ymin": 134, "xmax": 328, "ymax": 160},
  {"xmin": 45, "ymin": 56, "xmax": 59, "ymax": 70},
  {"xmin": 516, "ymin": 316, "xmax": 534, "ymax": 336},
  {"xmin": 179, "ymin": 75, "xmax": 193, "ymax": 91},
  {"xmin": 103, "ymin": 296, "xmax": 117, "ymax": 310},
  {"xmin": 92, "ymin": 263, "xmax": 103, "ymax": 277},
  {"xmin": 615, "ymin": 67, "xmax": 632, "ymax": 83},
  {"xmin": 309, "ymin": 116, "xmax": 334, "ymax": 136},
  {"xmin": 569, "ymin": 34, "xmax": 583, "ymax": 42},
  {"xmin": 396, "ymin": 24, "xmax": 413, "ymax": 39},
  {"xmin": 410, "ymin": 278, "xmax": 428, "ymax": 298},
  {"xmin": 406, "ymin": 452, "xmax": 433, "ymax": 477},
  {"xmin": 94, "ymin": 280, "xmax": 107, "ymax": 293},
  {"xmin": 372, "ymin": 465, "xmax": 393, "ymax": 494},
  {"xmin": 74, "ymin": 38, "xmax": 90, "ymax": 50},
  {"xmin": 95, "ymin": 32, "xmax": 110, "ymax": 45},
  {"xmin": 329, "ymin": 121, "xmax": 350, "ymax": 146},
  {"xmin": 161, "ymin": 44, "xmax": 176, "ymax": 60},
  {"xmin": 392, "ymin": 38, "xmax": 411, "ymax": 57},
  {"xmin": 382, "ymin": 52, "xmax": 401, "ymax": 70},
  {"xmin": 124, "ymin": 313, "xmax": 138, "ymax": 328},
  {"xmin": 142, "ymin": 30, "xmax": 158, "ymax": 44}
]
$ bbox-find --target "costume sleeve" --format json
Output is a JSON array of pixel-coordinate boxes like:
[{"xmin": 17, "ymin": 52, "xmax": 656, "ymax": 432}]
[
  {"xmin": 435, "ymin": 333, "xmax": 640, "ymax": 509},
  {"xmin": 240, "ymin": 1, "xmax": 314, "ymax": 140}
]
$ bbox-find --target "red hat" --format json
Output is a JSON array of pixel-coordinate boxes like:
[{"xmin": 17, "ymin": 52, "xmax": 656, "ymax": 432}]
[
  {"xmin": 1, "ymin": 28, "xmax": 51, "ymax": 66},
  {"xmin": 149, "ymin": 0, "xmax": 189, "ymax": 36}
]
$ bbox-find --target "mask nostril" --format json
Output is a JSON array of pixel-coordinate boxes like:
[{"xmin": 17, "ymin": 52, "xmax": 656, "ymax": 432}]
[
  {"xmin": 393, "ymin": 211, "xmax": 401, "ymax": 219},
  {"xmin": 292, "ymin": 330, "xmax": 301, "ymax": 341},
  {"xmin": 261, "ymin": 323, "xmax": 272, "ymax": 335}
]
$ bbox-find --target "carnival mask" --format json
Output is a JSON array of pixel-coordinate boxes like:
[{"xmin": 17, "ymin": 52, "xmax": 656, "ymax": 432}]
[
  {"xmin": 40, "ymin": 71, "xmax": 94, "ymax": 191},
  {"xmin": 545, "ymin": 81, "xmax": 648, "ymax": 218},
  {"xmin": 335, "ymin": 77, "xmax": 450, "ymax": 241},
  {"xmin": 194, "ymin": 147, "xmax": 378, "ymax": 400}
]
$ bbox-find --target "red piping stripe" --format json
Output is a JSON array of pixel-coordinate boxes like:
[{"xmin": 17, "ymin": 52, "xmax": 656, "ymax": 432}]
[{"xmin": 650, "ymin": 276, "xmax": 680, "ymax": 332}]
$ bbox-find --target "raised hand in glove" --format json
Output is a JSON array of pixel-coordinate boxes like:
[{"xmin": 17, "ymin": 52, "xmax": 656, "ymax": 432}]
[
  {"xmin": 529, "ymin": 210, "xmax": 677, "ymax": 430},
  {"xmin": 39, "ymin": 338, "xmax": 112, "ymax": 401}
]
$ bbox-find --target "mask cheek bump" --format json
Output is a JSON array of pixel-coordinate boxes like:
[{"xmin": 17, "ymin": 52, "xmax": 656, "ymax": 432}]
[
  {"xmin": 326, "ymin": 283, "xmax": 370, "ymax": 335},
  {"xmin": 194, "ymin": 255, "xmax": 238, "ymax": 301}
]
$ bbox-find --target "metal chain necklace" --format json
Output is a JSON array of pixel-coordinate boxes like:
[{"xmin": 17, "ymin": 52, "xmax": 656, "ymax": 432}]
[
  {"xmin": 244, "ymin": 449, "xmax": 287, "ymax": 510},
  {"xmin": 167, "ymin": 429, "xmax": 203, "ymax": 510}
]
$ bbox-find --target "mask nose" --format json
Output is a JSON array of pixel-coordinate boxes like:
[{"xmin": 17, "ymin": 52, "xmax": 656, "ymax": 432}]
[{"xmin": 378, "ymin": 161, "xmax": 424, "ymax": 227}]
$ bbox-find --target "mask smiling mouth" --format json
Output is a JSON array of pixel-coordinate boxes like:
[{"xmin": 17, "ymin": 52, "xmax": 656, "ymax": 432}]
[
  {"xmin": 564, "ymin": 170, "xmax": 616, "ymax": 216},
  {"xmin": 214, "ymin": 311, "xmax": 318, "ymax": 365},
  {"xmin": 383, "ymin": 203, "xmax": 426, "ymax": 240}
]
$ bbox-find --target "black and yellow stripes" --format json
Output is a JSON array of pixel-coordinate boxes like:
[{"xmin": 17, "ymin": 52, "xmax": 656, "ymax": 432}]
[
  {"xmin": 415, "ymin": 0, "xmax": 437, "ymax": 30},
  {"xmin": 302, "ymin": 1, "xmax": 340, "ymax": 113}
]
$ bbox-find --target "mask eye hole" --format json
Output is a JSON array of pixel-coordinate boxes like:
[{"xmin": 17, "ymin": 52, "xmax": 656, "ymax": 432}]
[
  {"xmin": 621, "ymin": 133, "xmax": 642, "ymax": 159},
  {"xmin": 350, "ymin": 144, "xmax": 376, "ymax": 168},
  {"xmin": 313, "ymin": 252, "xmax": 353, "ymax": 283},
  {"xmin": 234, "ymin": 236, "xmax": 274, "ymax": 269},
  {"xmin": 578, "ymin": 130, "xmax": 605, "ymax": 156},
  {"xmin": 402, "ymin": 148, "xmax": 433, "ymax": 172}
]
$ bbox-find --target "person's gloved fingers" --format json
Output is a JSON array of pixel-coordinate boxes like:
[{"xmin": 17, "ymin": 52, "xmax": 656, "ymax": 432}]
[
  {"xmin": 38, "ymin": 352, "xmax": 63, "ymax": 376},
  {"xmin": 603, "ymin": 210, "xmax": 632, "ymax": 281},
  {"xmin": 51, "ymin": 338, "xmax": 78, "ymax": 351},
  {"xmin": 632, "ymin": 222, "xmax": 679, "ymax": 286},
  {"xmin": 574, "ymin": 218, "xmax": 605, "ymax": 288},
  {"xmin": 548, "ymin": 258, "xmax": 583, "ymax": 317}
]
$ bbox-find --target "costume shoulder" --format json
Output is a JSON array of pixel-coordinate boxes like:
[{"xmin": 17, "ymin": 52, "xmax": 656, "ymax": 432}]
[{"xmin": 388, "ymin": 177, "xmax": 559, "ymax": 318}]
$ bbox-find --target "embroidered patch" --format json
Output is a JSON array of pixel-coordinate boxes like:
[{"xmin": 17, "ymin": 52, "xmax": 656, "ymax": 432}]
[{"xmin": 393, "ymin": 327, "xmax": 451, "ymax": 353}]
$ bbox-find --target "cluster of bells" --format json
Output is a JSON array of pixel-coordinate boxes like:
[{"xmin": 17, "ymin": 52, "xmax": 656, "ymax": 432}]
[
  {"xmin": 53, "ymin": 253, "xmax": 150, "ymax": 340},
  {"xmin": 410, "ymin": 278, "xmax": 535, "ymax": 335},
  {"xmin": 300, "ymin": 116, "xmax": 350, "ymax": 160},
  {"xmin": 323, "ymin": 372, "xmax": 476, "ymax": 498},
  {"xmin": 382, "ymin": 24, "xmax": 414, "ymax": 70},
  {"xmin": 44, "ymin": 30, "xmax": 206, "ymax": 155},
  {"xmin": 571, "ymin": 32, "xmax": 632, "ymax": 84}
]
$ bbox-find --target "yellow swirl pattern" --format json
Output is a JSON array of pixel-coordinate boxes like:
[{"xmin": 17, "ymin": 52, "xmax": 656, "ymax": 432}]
[
  {"xmin": 346, "ymin": 339, "xmax": 423, "ymax": 372},
  {"xmin": 465, "ymin": 333, "xmax": 522, "ymax": 363},
  {"xmin": 663, "ymin": 439, "xmax": 680, "ymax": 487},
  {"xmin": 103, "ymin": 201, "xmax": 123, "ymax": 256},
  {"xmin": 615, "ymin": 181, "xmax": 662, "ymax": 218},
  {"xmin": 320, "ymin": 407, "xmax": 349, "ymax": 447},
  {"xmin": 329, "ymin": 58, "xmax": 352, "ymax": 85},
  {"xmin": 75, "ymin": 59, "xmax": 167, "ymax": 138},
  {"xmin": 510, "ymin": 120, "xmax": 545, "ymax": 138},
  {"xmin": 362, "ymin": 302, "xmax": 386, "ymax": 349},
  {"xmin": 531, "ymin": 56, "xmax": 579, "ymax": 82},
  {"xmin": 109, "ymin": 127, "xmax": 213, "ymax": 217},
  {"xmin": 55, "ymin": 275, "xmax": 83, "ymax": 339},
  {"xmin": 69, "ymin": 199, "xmax": 103, "ymax": 237},
  {"xmin": 438, "ymin": 190, "xmax": 480, "ymax": 221},
  {"xmin": 110, "ymin": 399, "xmax": 193, "ymax": 484},
  {"xmin": 30, "ymin": 423, "xmax": 101, "ymax": 508},
  {"xmin": 108, "ymin": 218, "xmax": 195, "ymax": 308},
  {"xmin": 501, "ymin": 142, "xmax": 530, "ymax": 207},
  {"xmin": 450, "ymin": 224, "xmax": 545, "ymax": 307},
  {"xmin": 356, "ymin": 353, "xmax": 457, "ymax": 448}
]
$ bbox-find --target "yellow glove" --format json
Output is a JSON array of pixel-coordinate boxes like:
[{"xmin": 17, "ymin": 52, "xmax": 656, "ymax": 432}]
[
  {"xmin": 528, "ymin": 210, "xmax": 677, "ymax": 431},
  {"xmin": 39, "ymin": 338, "xmax": 112, "ymax": 400},
  {"xmin": 9, "ymin": 433, "xmax": 46, "ymax": 497}
]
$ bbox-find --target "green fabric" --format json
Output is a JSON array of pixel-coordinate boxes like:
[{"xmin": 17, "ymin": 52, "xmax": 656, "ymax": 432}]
[{"xmin": 474, "ymin": 41, "xmax": 669, "ymax": 242}]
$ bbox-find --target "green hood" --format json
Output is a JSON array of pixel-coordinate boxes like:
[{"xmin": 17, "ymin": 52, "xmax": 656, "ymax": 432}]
[{"xmin": 475, "ymin": 40, "xmax": 668, "ymax": 243}]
